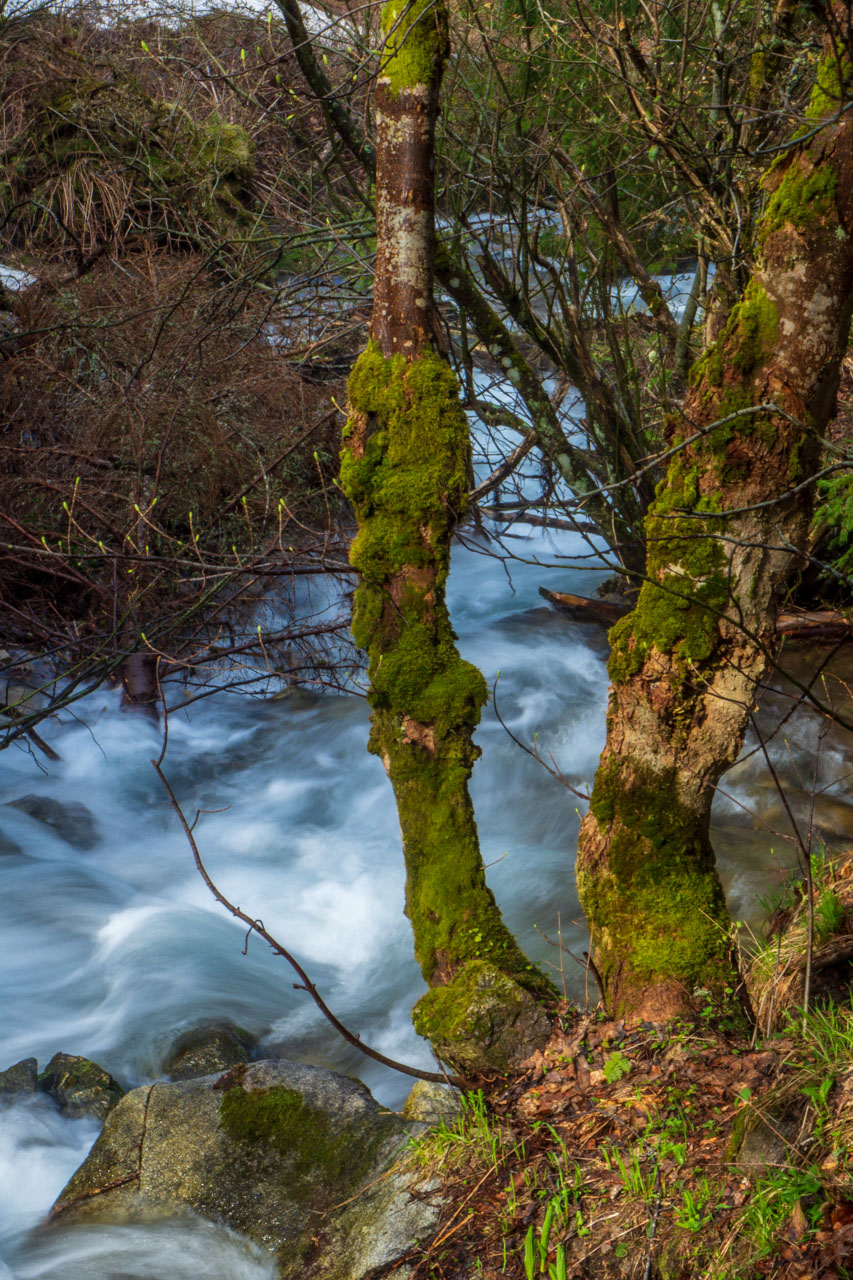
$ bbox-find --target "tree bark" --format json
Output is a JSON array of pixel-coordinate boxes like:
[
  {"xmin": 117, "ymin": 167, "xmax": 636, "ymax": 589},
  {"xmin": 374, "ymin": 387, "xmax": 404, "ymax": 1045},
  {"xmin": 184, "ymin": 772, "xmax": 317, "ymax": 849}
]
[
  {"xmin": 341, "ymin": 0, "xmax": 552, "ymax": 1072},
  {"xmin": 577, "ymin": 41, "xmax": 853, "ymax": 1022}
]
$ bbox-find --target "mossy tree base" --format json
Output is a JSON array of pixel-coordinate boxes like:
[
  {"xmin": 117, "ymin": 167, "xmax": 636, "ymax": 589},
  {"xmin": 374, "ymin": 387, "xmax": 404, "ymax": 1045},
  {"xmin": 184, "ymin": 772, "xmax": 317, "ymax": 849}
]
[
  {"xmin": 578, "ymin": 51, "xmax": 853, "ymax": 1022},
  {"xmin": 412, "ymin": 960, "xmax": 552, "ymax": 1075}
]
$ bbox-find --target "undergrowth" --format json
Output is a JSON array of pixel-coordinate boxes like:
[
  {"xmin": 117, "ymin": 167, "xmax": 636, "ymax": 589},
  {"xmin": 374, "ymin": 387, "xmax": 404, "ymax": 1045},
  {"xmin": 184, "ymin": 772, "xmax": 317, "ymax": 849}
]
[{"xmin": 407, "ymin": 855, "xmax": 853, "ymax": 1280}]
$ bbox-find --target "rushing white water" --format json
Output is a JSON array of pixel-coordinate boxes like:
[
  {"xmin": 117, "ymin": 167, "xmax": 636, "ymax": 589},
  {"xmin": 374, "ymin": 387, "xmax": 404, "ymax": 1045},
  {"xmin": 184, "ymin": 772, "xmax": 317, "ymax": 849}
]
[
  {"xmin": 0, "ymin": 489, "xmax": 614, "ymax": 1277},
  {"xmin": 3, "ymin": 281, "xmax": 853, "ymax": 1277}
]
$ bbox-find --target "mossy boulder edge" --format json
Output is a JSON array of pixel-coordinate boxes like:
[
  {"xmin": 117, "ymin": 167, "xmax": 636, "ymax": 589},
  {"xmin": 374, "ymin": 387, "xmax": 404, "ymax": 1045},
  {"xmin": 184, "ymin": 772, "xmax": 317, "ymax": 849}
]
[{"xmin": 49, "ymin": 1059, "xmax": 444, "ymax": 1280}]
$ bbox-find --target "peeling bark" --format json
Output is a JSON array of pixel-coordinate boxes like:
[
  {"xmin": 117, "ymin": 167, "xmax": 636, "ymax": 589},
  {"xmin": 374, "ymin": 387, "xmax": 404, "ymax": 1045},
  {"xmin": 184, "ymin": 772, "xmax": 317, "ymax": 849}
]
[{"xmin": 577, "ymin": 43, "xmax": 853, "ymax": 1022}]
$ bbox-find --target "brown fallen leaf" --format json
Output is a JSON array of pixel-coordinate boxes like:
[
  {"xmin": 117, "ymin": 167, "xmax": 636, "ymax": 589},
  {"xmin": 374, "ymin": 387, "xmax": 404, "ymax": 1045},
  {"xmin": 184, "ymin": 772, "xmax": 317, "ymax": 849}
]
[
  {"xmin": 831, "ymin": 1201, "xmax": 853, "ymax": 1230},
  {"xmin": 790, "ymin": 1199, "xmax": 809, "ymax": 1239}
]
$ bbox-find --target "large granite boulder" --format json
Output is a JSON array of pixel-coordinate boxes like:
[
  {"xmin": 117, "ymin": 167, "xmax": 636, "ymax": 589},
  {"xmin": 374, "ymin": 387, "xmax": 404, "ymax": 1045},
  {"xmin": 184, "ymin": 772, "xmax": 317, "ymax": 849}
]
[{"xmin": 50, "ymin": 1059, "xmax": 443, "ymax": 1280}]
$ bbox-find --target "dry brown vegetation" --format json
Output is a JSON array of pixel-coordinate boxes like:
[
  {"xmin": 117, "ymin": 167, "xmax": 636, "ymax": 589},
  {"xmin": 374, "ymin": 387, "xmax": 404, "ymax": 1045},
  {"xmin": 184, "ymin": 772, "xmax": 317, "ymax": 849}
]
[
  {"xmin": 0, "ymin": 1, "xmax": 374, "ymax": 734},
  {"xmin": 1, "ymin": 253, "xmax": 341, "ymax": 647}
]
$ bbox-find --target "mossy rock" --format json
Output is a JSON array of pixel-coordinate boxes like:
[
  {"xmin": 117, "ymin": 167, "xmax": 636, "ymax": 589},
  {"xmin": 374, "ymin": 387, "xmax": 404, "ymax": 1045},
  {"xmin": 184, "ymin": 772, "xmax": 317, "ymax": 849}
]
[
  {"xmin": 0, "ymin": 1056, "xmax": 37, "ymax": 1101},
  {"xmin": 50, "ymin": 1059, "xmax": 444, "ymax": 1280},
  {"xmin": 400, "ymin": 1080, "xmax": 460, "ymax": 1126},
  {"xmin": 38, "ymin": 1052, "xmax": 124, "ymax": 1121},
  {"xmin": 727, "ymin": 1079, "xmax": 807, "ymax": 1176},
  {"xmin": 412, "ymin": 960, "xmax": 552, "ymax": 1075},
  {"xmin": 161, "ymin": 1023, "xmax": 258, "ymax": 1081}
]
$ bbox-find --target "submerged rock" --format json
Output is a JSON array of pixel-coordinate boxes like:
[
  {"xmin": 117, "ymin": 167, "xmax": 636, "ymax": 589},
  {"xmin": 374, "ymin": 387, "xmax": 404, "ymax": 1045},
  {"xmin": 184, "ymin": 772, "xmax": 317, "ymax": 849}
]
[
  {"xmin": 161, "ymin": 1023, "xmax": 258, "ymax": 1081},
  {"xmin": 38, "ymin": 1053, "xmax": 124, "ymax": 1121},
  {"xmin": 6, "ymin": 795, "xmax": 99, "ymax": 850},
  {"xmin": 0, "ymin": 831, "xmax": 22, "ymax": 857},
  {"xmin": 0, "ymin": 1057, "xmax": 38, "ymax": 1100},
  {"xmin": 51, "ymin": 1059, "xmax": 443, "ymax": 1279}
]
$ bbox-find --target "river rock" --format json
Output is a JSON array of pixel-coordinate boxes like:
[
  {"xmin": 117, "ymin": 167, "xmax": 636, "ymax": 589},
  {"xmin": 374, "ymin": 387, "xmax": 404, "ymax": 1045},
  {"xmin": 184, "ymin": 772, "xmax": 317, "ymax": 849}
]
[
  {"xmin": 6, "ymin": 795, "xmax": 99, "ymax": 850},
  {"xmin": 38, "ymin": 1053, "xmax": 124, "ymax": 1121},
  {"xmin": 51, "ymin": 1059, "xmax": 444, "ymax": 1279},
  {"xmin": 401, "ymin": 1080, "xmax": 461, "ymax": 1126},
  {"xmin": 0, "ymin": 831, "xmax": 22, "ymax": 857},
  {"xmin": 161, "ymin": 1023, "xmax": 258, "ymax": 1080},
  {"xmin": 0, "ymin": 1057, "xmax": 37, "ymax": 1100}
]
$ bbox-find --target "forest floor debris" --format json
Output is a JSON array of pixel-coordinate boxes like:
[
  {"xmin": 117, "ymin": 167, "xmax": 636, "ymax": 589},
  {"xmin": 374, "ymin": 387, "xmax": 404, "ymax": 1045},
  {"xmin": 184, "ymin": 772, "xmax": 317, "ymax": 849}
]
[{"xmin": 404, "ymin": 859, "xmax": 853, "ymax": 1279}]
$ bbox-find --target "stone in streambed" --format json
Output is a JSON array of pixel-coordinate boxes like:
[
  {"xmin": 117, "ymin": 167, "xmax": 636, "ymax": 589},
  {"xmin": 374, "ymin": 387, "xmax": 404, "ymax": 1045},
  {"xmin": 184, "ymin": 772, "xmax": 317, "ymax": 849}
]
[
  {"xmin": 0, "ymin": 1057, "xmax": 38, "ymax": 1100},
  {"xmin": 161, "ymin": 1023, "xmax": 258, "ymax": 1080},
  {"xmin": 38, "ymin": 1052, "xmax": 124, "ymax": 1121},
  {"xmin": 51, "ymin": 1059, "xmax": 444, "ymax": 1280},
  {"xmin": 0, "ymin": 831, "xmax": 22, "ymax": 856},
  {"xmin": 6, "ymin": 795, "xmax": 99, "ymax": 850}
]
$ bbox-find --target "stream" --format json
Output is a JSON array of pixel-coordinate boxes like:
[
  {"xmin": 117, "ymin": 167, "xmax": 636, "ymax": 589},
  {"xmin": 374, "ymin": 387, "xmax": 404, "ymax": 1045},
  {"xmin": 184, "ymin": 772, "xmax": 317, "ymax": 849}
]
[{"xmin": 3, "ymin": 274, "xmax": 853, "ymax": 1277}]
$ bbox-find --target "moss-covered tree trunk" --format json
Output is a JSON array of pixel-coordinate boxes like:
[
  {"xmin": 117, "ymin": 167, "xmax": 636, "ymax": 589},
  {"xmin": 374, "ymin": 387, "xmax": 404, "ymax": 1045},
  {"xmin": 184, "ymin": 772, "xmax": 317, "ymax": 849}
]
[
  {"xmin": 577, "ymin": 43, "xmax": 853, "ymax": 1022},
  {"xmin": 341, "ymin": 0, "xmax": 552, "ymax": 1073}
]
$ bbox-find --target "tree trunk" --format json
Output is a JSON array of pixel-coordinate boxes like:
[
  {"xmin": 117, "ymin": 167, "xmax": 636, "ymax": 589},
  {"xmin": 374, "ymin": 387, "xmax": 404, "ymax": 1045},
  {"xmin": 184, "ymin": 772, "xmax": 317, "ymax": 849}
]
[
  {"xmin": 577, "ymin": 42, "xmax": 853, "ymax": 1022},
  {"xmin": 341, "ymin": 0, "xmax": 552, "ymax": 1074}
]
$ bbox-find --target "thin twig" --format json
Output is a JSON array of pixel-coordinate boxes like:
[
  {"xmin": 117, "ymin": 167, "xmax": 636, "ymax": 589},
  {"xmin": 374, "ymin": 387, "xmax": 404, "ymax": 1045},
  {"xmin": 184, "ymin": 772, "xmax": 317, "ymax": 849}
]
[
  {"xmin": 492, "ymin": 676, "xmax": 590, "ymax": 801},
  {"xmin": 152, "ymin": 759, "xmax": 467, "ymax": 1089}
]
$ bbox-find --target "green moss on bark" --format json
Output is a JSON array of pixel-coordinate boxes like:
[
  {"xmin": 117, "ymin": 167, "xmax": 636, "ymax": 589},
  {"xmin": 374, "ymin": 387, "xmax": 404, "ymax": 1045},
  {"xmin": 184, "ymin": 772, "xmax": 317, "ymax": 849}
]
[
  {"xmin": 806, "ymin": 44, "xmax": 851, "ymax": 121},
  {"xmin": 412, "ymin": 959, "xmax": 552, "ymax": 1074},
  {"xmin": 761, "ymin": 163, "xmax": 837, "ymax": 240},
  {"xmin": 580, "ymin": 759, "xmax": 733, "ymax": 1006},
  {"xmin": 378, "ymin": 725, "xmax": 552, "ymax": 997},
  {"xmin": 609, "ymin": 278, "xmax": 783, "ymax": 686},
  {"xmin": 341, "ymin": 341, "xmax": 483, "ymax": 736},
  {"xmin": 608, "ymin": 460, "xmax": 728, "ymax": 685},
  {"xmin": 689, "ymin": 280, "xmax": 779, "ymax": 391},
  {"xmin": 380, "ymin": 0, "xmax": 449, "ymax": 95},
  {"xmin": 341, "ymin": 342, "xmax": 552, "ymax": 1006}
]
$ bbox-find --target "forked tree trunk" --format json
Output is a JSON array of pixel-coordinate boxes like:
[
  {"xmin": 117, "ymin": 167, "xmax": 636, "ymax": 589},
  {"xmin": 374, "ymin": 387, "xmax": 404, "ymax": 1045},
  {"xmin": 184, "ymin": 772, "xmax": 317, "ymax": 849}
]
[
  {"xmin": 577, "ymin": 40, "xmax": 853, "ymax": 1022},
  {"xmin": 341, "ymin": 0, "xmax": 552, "ymax": 1074}
]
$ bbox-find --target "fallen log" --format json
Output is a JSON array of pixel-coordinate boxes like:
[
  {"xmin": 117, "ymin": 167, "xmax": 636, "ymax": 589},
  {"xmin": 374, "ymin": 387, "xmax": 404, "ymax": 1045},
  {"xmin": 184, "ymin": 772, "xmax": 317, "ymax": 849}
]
[
  {"xmin": 540, "ymin": 590, "xmax": 853, "ymax": 641},
  {"xmin": 482, "ymin": 509, "xmax": 599, "ymax": 535},
  {"xmin": 538, "ymin": 588, "xmax": 631, "ymax": 626},
  {"xmin": 776, "ymin": 609, "xmax": 853, "ymax": 640}
]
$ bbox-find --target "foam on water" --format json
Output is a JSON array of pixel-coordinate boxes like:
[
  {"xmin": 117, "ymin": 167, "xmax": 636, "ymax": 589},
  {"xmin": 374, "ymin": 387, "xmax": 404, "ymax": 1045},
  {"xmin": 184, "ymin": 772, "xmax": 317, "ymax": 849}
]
[
  {"xmin": 0, "ymin": 491, "xmax": 612, "ymax": 1271},
  {"xmin": 0, "ymin": 1099, "xmax": 99, "ymax": 1253},
  {"xmin": 11, "ymin": 1220, "xmax": 276, "ymax": 1280}
]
